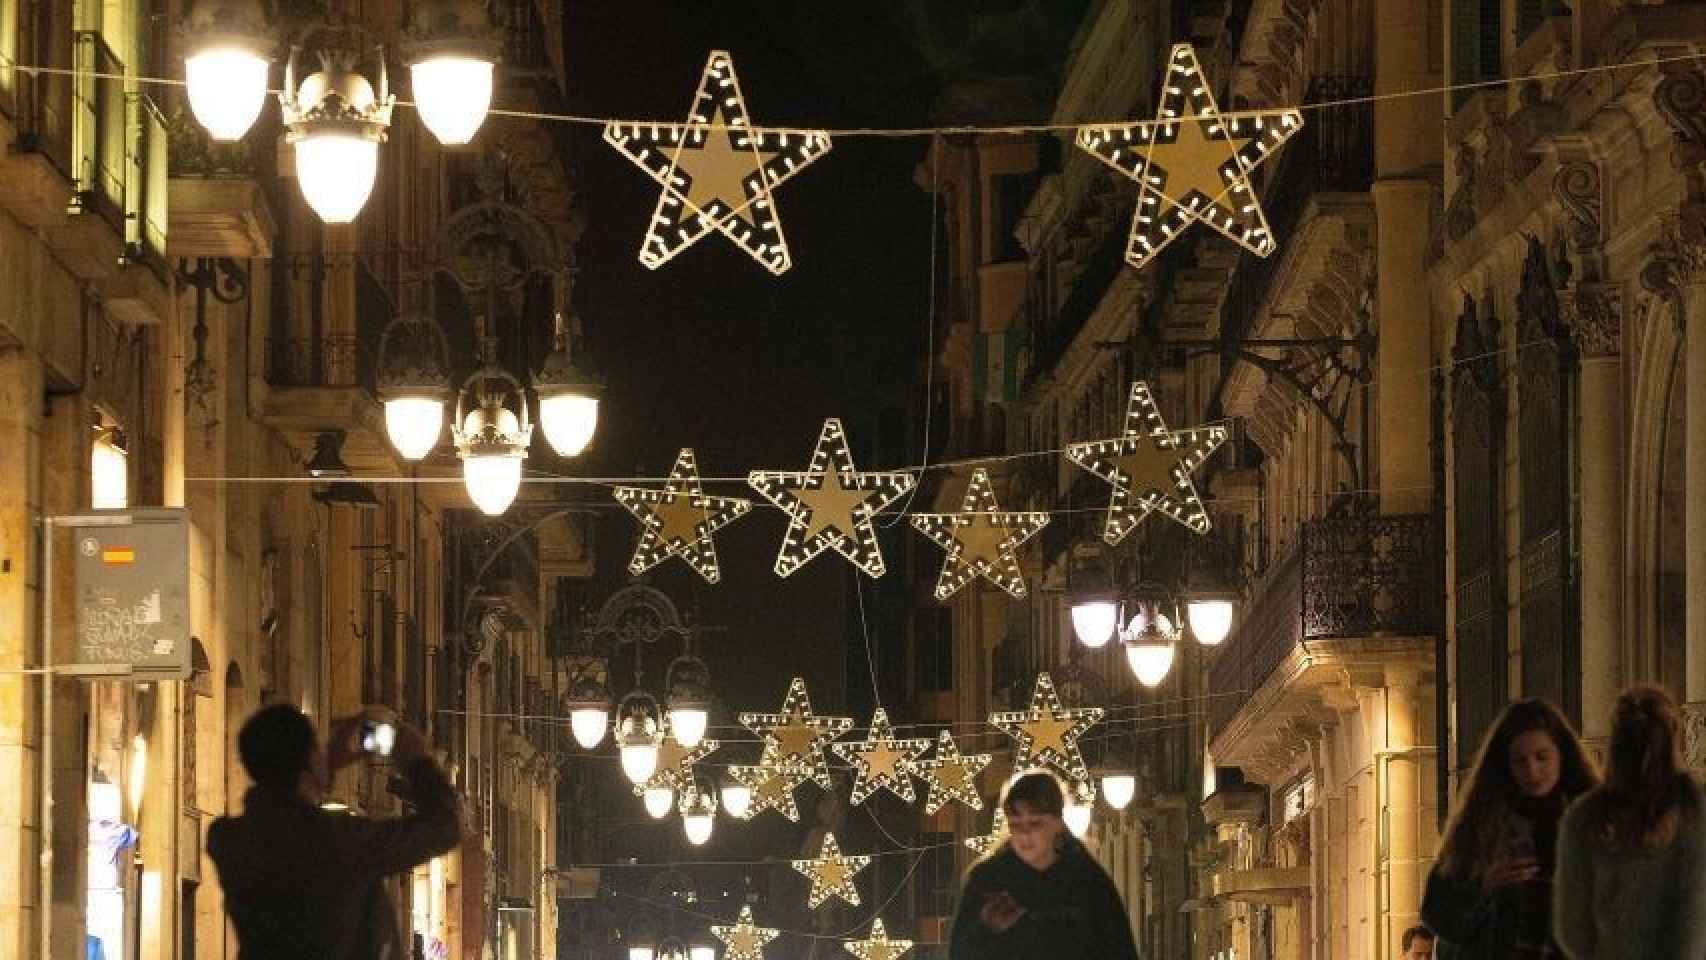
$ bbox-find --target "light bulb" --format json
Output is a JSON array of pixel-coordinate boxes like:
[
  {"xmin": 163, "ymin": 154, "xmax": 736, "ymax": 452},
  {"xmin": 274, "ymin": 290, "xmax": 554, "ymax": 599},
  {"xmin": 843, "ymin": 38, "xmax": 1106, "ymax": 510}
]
[
  {"xmin": 620, "ymin": 742, "xmax": 660, "ymax": 785},
  {"xmin": 384, "ymin": 397, "xmax": 444, "ymax": 461},
  {"xmin": 1125, "ymin": 639, "xmax": 1176, "ymax": 688},
  {"xmin": 668, "ymin": 708, "xmax": 708, "ymax": 750},
  {"xmin": 1100, "ymin": 773, "xmax": 1136, "ymax": 811},
  {"xmin": 186, "ymin": 46, "xmax": 269, "ymax": 141},
  {"xmin": 1064, "ymin": 801, "xmax": 1092, "ymax": 837},
  {"xmin": 410, "ymin": 57, "xmax": 494, "ymax": 145},
  {"xmin": 293, "ymin": 132, "xmax": 379, "ymax": 223},
  {"xmin": 462, "ymin": 453, "xmax": 522, "ymax": 515},
  {"xmin": 719, "ymin": 782, "xmax": 752, "ymax": 819},
  {"xmin": 538, "ymin": 393, "xmax": 599, "ymax": 457},
  {"xmin": 569, "ymin": 708, "xmax": 608, "ymax": 749},
  {"xmin": 1188, "ymin": 599, "xmax": 1235, "ymax": 646},
  {"xmin": 643, "ymin": 785, "xmax": 675, "ymax": 819},
  {"xmin": 1071, "ymin": 601, "xmax": 1119, "ymax": 648}
]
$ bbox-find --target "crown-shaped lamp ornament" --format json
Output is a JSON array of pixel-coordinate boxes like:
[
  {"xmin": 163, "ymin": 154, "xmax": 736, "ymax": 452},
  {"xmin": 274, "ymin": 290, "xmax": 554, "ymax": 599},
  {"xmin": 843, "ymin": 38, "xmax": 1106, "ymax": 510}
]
[{"xmin": 280, "ymin": 41, "xmax": 396, "ymax": 222}]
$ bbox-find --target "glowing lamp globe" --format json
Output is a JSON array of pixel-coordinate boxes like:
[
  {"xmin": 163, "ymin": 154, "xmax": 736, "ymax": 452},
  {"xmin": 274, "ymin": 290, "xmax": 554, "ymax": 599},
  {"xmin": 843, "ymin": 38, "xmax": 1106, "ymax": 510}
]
[
  {"xmin": 411, "ymin": 56, "xmax": 493, "ymax": 145},
  {"xmin": 538, "ymin": 393, "xmax": 600, "ymax": 457},
  {"xmin": 295, "ymin": 131, "xmax": 379, "ymax": 223},
  {"xmin": 668, "ymin": 707, "xmax": 709, "ymax": 751},
  {"xmin": 643, "ymin": 785, "xmax": 675, "ymax": 820},
  {"xmin": 1070, "ymin": 599, "xmax": 1120, "ymax": 649},
  {"xmin": 619, "ymin": 741, "xmax": 659, "ymax": 785},
  {"xmin": 279, "ymin": 56, "xmax": 394, "ymax": 223},
  {"xmin": 1100, "ymin": 773, "xmax": 1136, "ymax": 811},
  {"xmin": 1124, "ymin": 631, "xmax": 1177, "ymax": 688},
  {"xmin": 629, "ymin": 948, "xmax": 654, "ymax": 960},
  {"xmin": 186, "ymin": 47, "xmax": 269, "ymax": 141},
  {"xmin": 719, "ymin": 782, "xmax": 752, "ymax": 820},
  {"xmin": 569, "ymin": 707, "xmax": 608, "ymax": 749},
  {"xmin": 1188, "ymin": 599, "xmax": 1235, "ymax": 646},
  {"xmin": 681, "ymin": 789, "xmax": 717, "ymax": 846},
  {"xmin": 1063, "ymin": 800, "xmax": 1092, "ymax": 837},
  {"xmin": 457, "ymin": 404, "xmax": 526, "ymax": 515},
  {"xmin": 690, "ymin": 947, "xmax": 717, "ymax": 960},
  {"xmin": 383, "ymin": 396, "xmax": 445, "ymax": 461}
]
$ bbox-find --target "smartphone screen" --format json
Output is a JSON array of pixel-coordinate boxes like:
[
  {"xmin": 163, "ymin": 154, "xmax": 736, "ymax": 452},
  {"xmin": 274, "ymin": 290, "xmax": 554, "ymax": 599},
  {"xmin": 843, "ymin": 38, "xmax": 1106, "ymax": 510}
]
[{"xmin": 361, "ymin": 720, "xmax": 396, "ymax": 757}]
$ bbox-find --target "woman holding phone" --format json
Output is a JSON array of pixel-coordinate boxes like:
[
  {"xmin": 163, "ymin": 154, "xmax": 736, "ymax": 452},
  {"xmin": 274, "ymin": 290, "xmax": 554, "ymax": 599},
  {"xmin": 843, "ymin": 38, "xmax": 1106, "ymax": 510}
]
[
  {"xmin": 1421, "ymin": 699, "xmax": 1598, "ymax": 960},
  {"xmin": 948, "ymin": 769, "xmax": 1139, "ymax": 960}
]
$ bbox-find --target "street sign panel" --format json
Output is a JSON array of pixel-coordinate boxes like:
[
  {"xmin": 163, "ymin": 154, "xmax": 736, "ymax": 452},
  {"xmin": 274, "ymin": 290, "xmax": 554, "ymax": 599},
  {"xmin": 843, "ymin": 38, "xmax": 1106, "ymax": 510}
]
[{"xmin": 67, "ymin": 508, "xmax": 190, "ymax": 678}]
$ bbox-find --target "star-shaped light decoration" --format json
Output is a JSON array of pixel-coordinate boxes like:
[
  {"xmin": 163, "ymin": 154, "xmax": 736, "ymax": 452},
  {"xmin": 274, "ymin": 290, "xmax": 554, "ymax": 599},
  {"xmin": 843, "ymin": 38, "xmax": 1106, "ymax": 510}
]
[
  {"xmin": 833, "ymin": 707, "xmax": 930, "ymax": 805},
  {"xmin": 1064, "ymin": 381, "xmax": 1228, "ymax": 543},
  {"xmin": 1076, "ymin": 43, "xmax": 1303, "ymax": 269},
  {"xmin": 791, "ymin": 832, "xmax": 871, "ymax": 909},
  {"xmin": 711, "ymin": 905, "xmax": 780, "ymax": 960},
  {"xmin": 909, "ymin": 468, "xmax": 1048, "ymax": 601},
  {"xmin": 748, "ymin": 419, "xmax": 916, "ymax": 579},
  {"xmin": 739, "ymin": 677, "xmax": 853, "ymax": 788},
  {"xmin": 844, "ymin": 919, "xmax": 914, "ymax": 960},
  {"xmin": 603, "ymin": 50, "xmax": 831, "ymax": 275},
  {"xmin": 989, "ymin": 673, "xmax": 1105, "ymax": 783},
  {"xmin": 631, "ymin": 718, "xmax": 719, "ymax": 797},
  {"xmin": 614, "ymin": 448, "xmax": 752, "ymax": 584},
  {"xmin": 917, "ymin": 730, "xmax": 992, "ymax": 815},
  {"xmin": 963, "ymin": 807, "xmax": 1008, "ymax": 857},
  {"xmin": 727, "ymin": 764, "xmax": 806, "ymax": 822}
]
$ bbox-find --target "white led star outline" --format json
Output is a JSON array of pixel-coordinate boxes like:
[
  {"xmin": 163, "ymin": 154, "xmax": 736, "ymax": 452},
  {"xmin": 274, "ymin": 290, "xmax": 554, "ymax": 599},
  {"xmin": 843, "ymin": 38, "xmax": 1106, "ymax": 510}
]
[
  {"xmin": 738, "ymin": 677, "xmax": 853, "ymax": 789},
  {"xmin": 727, "ymin": 764, "xmax": 806, "ymax": 822},
  {"xmin": 917, "ymin": 729, "xmax": 991, "ymax": 814},
  {"xmin": 964, "ymin": 807, "xmax": 1008, "ymax": 857},
  {"xmin": 747, "ymin": 418, "xmax": 917, "ymax": 579},
  {"xmin": 832, "ymin": 707, "xmax": 930, "ymax": 805},
  {"xmin": 603, "ymin": 50, "xmax": 831, "ymax": 275},
  {"xmin": 711, "ymin": 905, "xmax": 781, "ymax": 960},
  {"xmin": 791, "ymin": 832, "xmax": 871, "ymax": 909},
  {"xmin": 989, "ymin": 673, "xmax": 1105, "ymax": 784},
  {"xmin": 844, "ymin": 919, "xmax": 914, "ymax": 960},
  {"xmin": 1064, "ymin": 381, "xmax": 1228, "ymax": 543},
  {"xmin": 613, "ymin": 447, "xmax": 752, "ymax": 584},
  {"xmin": 1076, "ymin": 43, "xmax": 1303, "ymax": 269},
  {"xmin": 909, "ymin": 467, "xmax": 1048, "ymax": 600},
  {"xmin": 631, "ymin": 719, "xmax": 718, "ymax": 797}
]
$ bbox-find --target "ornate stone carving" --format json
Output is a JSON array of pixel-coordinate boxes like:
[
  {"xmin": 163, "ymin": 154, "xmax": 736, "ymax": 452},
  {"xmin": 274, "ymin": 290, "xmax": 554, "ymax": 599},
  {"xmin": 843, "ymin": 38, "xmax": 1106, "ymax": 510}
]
[
  {"xmin": 1684, "ymin": 701, "xmax": 1706, "ymax": 773},
  {"xmin": 1561, "ymin": 283, "xmax": 1623, "ymax": 358},
  {"xmin": 1654, "ymin": 64, "xmax": 1706, "ymax": 172},
  {"xmin": 1640, "ymin": 215, "xmax": 1706, "ymax": 333},
  {"xmin": 1553, "ymin": 160, "xmax": 1602, "ymax": 252}
]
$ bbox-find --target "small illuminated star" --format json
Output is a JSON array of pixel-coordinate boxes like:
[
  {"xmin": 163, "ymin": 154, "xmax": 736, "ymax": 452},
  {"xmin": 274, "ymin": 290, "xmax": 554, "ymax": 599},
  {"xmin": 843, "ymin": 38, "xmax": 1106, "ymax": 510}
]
[
  {"xmin": 833, "ymin": 707, "xmax": 930, "ymax": 805},
  {"xmin": 603, "ymin": 50, "xmax": 831, "ymax": 275},
  {"xmin": 711, "ymin": 905, "xmax": 780, "ymax": 960},
  {"xmin": 844, "ymin": 919, "xmax": 913, "ymax": 960},
  {"xmin": 917, "ymin": 730, "xmax": 991, "ymax": 815},
  {"xmin": 728, "ymin": 764, "xmax": 806, "ymax": 822},
  {"xmin": 748, "ymin": 419, "xmax": 916, "ymax": 579},
  {"xmin": 632, "ymin": 719, "xmax": 718, "ymax": 797},
  {"xmin": 989, "ymin": 673, "xmax": 1104, "ymax": 783},
  {"xmin": 909, "ymin": 467, "xmax": 1048, "ymax": 600},
  {"xmin": 738, "ymin": 677, "xmax": 852, "ymax": 789},
  {"xmin": 1064, "ymin": 381, "xmax": 1228, "ymax": 543},
  {"xmin": 791, "ymin": 832, "xmax": 871, "ymax": 909},
  {"xmin": 1076, "ymin": 43, "xmax": 1303, "ymax": 268},
  {"xmin": 964, "ymin": 807, "xmax": 1008, "ymax": 857},
  {"xmin": 614, "ymin": 448, "xmax": 752, "ymax": 584}
]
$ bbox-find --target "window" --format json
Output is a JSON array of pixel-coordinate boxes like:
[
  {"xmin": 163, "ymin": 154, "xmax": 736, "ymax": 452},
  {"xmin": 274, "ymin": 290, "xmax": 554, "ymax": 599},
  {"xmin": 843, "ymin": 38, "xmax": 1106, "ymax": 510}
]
[
  {"xmin": 1450, "ymin": 0, "xmax": 1502, "ymax": 108},
  {"xmin": 990, "ymin": 173, "xmax": 1037, "ymax": 263}
]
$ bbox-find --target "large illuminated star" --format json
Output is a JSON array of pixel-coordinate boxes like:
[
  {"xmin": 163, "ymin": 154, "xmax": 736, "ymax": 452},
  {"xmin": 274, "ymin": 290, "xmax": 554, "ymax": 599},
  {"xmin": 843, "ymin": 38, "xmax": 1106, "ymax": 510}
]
[
  {"xmin": 832, "ymin": 707, "xmax": 930, "ymax": 805},
  {"xmin": 989, "ymin": 673, "xmax": 1104, "ymax": 783},
  {"xmin": 631, "ymin": 719, "xmax": 718, "ymax": 797},
  {"xmin": 844, "ymin": 919, "xmax": 913, "ymax": 960},
  {"xmin": 1076, "ymin": 43, "xmax": 1303, "ymax": 269},
  {"xmin": 964, "ymin": 807, "xmax": 1008, "ymax": 857},
  {"xmin": 711, "ymin": 905, "xmax": 780, "ymax": 960},
  {"xmin": 603, "ymin": 50, "xmax": 831, "ymax": 275},
  {"xmin": 909, "ymin": 468, "xmax": 1048, "ymax": 600},
  {"xmin": 917, "ymin": 730, "xmax": 991, "ymax": 815},
  {"xmin": 791, "ymin": 832, "xmax": 871, "ymax": 909},
  {"xmin": 614, "ymin": 448, "xmax": 752, "ymax": 583},
  {"xmin": 1064, "ymin": 381, "xmax": 1228, "ymax": 543},
  {"xmin": 739, "ymin": 677, "xmax": 853, "ymax": 789},
  {"xmin": 748, "ymin": 419, "xmax": 916, "ymax": 578},
  {"xmin": 727, "ymin": 764, "xmax": 806, "ymax": 822}
]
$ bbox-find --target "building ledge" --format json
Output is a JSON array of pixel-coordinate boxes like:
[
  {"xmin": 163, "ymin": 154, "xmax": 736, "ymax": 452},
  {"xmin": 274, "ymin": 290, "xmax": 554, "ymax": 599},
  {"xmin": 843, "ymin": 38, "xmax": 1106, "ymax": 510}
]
[
  {"xmin": 0, "ymin": 146, "xmax": 74, "ymax": 229},
  {"xmin": 1203, "ymin": 785, "xmax": 1265, "ymax": 827},
  {"xmin": 1211, "ymin": 866, "xmax": 1310, "ymax": 905},
  {"xmin": 168, "ymin": 176, "xmax": 276, "ymax": 259}
]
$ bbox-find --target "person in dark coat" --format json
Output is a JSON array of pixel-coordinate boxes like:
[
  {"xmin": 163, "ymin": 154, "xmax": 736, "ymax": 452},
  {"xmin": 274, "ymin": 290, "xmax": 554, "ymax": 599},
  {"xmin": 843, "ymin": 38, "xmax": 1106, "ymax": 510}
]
[
  {"xmin": 208, "ymin": 704, "xmax": 462, "ymax": 960},
  {"xmin": 949, "ymin": 769, "xmax": 1140, "ymax": 960},
  {"xmin": 1421, "ymin": 698, "xmax": 1598, "ymax": 960}
]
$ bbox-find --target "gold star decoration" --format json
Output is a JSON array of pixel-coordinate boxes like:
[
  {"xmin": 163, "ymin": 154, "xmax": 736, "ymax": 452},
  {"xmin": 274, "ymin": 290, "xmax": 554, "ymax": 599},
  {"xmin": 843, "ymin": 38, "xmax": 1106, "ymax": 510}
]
[
  {"xmin": 909, "ymin": 467, "xmax": 1048, "ymax": 601},
  {"xmin": 727, "ymin": 764, "xmax": 806, "ymax": 822},
  {"xmin": 917, "ymin": 730, "xmax": 991, "ymax": 815},
  {"xmin": 1076, "ymin": 43, "xmax": 1303, "ymax": 269},
  {"xmin": 711, "ymin": 905, "xmax": 781, "ymax": 960},
  {"xmin": 739, "ymin": 677, "xmax": 852, "ymax": 789},
  {"xmin": 791, "ymin": 832, "xmax": 871, "ymax": 909},
  {"xmin": 964, "ymin": 807, "xmax": 1008, "ymax": 857},
  {"xmin": 631, "ymin": 718, "xmax": 718, "ymax": 797},
  {"xmin": 614, "ymin": 448, "xmax": 752, "ymax": 584},
  {"xmin": 1064, "ymin": 381, "xmax": 1228, "ymax": 543},
  {"xmin": 833, "ymin": 707, "xmax": 930, "ymax": 805},
  {"xmin": 747, "ymin": 419, "xmax": 916, "ymax": 579},
  {"xmin": 989, "ymin": 673, "xmax": 1105, "ymax": 783},
  {"xmin": 603, "ymin": 50, "xmax": 831, "ymax": 275},
  {"xmin": 843, "ymin": 919, "xmax": 914, "ymax": 960}
]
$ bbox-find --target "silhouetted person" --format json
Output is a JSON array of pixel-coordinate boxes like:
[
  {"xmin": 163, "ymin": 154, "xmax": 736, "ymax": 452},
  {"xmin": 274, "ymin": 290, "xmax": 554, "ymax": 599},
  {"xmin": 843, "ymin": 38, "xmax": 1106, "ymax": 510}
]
[
  {"xmin": 208, "ymin": 704, "xmax": 461, "ymax": 960},
  {"xmin": 1401, "ymin": 924, "xmax": 1435, "ymax": 960}
]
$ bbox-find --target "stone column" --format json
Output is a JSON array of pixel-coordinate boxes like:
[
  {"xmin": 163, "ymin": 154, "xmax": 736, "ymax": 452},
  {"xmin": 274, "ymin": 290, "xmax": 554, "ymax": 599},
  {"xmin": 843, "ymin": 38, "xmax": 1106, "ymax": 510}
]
[
  {"xmin": 1380, "ymin": 664, "xmax": 1438, "ymax": 958},
  {"xmin": 0, "ymin": 349, "xmax": 42, "ymax": 960},
  {"xmin": 1686, "ymin": 279, "xmax": 1706, "ymax": 726},
  {"xmin": 1572, "ymin": 287, "xmax": 1623, "ymax": 744}
]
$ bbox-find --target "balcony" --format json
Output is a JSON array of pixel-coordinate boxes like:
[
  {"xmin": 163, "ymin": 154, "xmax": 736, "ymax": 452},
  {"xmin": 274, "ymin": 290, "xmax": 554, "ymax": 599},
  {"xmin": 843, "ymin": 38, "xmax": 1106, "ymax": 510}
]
[{"xmin": 1208, "ymin": 506, "xmax": 1435, "ymax": 756}]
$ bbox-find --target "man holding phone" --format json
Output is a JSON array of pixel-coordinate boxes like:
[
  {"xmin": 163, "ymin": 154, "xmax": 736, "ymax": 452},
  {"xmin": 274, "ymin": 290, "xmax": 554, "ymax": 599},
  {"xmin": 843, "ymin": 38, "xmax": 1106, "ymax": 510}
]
[{"xmin": 208, "ymin": 703, "xmax": 462, "ymax": 960}]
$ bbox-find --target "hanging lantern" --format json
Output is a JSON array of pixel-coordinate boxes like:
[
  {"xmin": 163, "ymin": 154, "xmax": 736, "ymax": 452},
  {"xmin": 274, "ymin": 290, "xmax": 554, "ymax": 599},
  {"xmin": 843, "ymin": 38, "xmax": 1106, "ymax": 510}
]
[
  {"xmin": 665, "ymin": 653, "xmax": 712, "ymax": 750},
  {"xmin": 279, "ymin": 41, "xmax": 395, "ymax": 223},
  {"xmin": 178, "ymin": 0, "xmax": 271, "ymax": 142},
  {"xmin": 680, "ymin": 786, "xmax": 717, "ymax": 845},
  {"xmin": 615, "ymin": 691, "xmax": 662, "ymax": 785},
  {"xmin": 569, "ymin": 705, "xmax": 609, "ymax": 750},
  {"xmin": 376, "ymin": 305, "xmax": 451, "ymax": 461},
  {"xmin": 1122, "ymin": 600, "xmax": 1179, "ymax": 688},
  {"xmin": 1063, "ymin": 781, "xmax": 1094, "ymax": 837},
  {"xmin": 533, "ymin": 311, "xmax": 602, "ymax": 458},
  {"xmin": 452, "ymin": 352, "xmax": 532, "ymax": 516},
  {"xmin": 1069, "ymin": 590, "xmax": 1121, "ymax": 649},
  {"xmin": 719, "ymin": 779, "xmax": 752, "ymax": 820},
  {"xmin": 1100, "ymin": 772, "xmax": 1136, "ymax": 811},
  {"xmin": 1187, "ymin": 599, "xmax": 1235, "ymax": 646},
  {"xmin": 401, "ymin": 0, "xmax": 501, "ymax": 146},
  {"xmin": 642, "ymin": 785, "xmax": 675, "ymax": 820}
]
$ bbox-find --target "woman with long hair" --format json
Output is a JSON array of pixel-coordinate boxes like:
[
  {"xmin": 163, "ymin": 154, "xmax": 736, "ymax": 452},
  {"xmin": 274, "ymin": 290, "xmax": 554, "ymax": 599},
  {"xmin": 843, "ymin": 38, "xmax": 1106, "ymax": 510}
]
[
  {"xmin": 1421, "ymin": 698, "xmax": 1598, "ymax": 959},
  {"xmin": 1553, "ymin": 685, "xmax": 1706, "ymax": 959},
  {"xmin": 947, "ymin": 769, "xmax": 1138, "ymax": 960}
]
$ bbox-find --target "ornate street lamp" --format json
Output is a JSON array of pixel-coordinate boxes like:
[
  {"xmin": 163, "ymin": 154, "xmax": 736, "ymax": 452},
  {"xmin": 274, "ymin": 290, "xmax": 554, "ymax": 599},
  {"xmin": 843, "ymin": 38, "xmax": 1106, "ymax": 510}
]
[
  {"xmin": 1099, "ymin": 770, "xmax": 1136, "ymax": 811},
  {"xmin": 1063, "ymin": 780, "xmax": 1094, "ymax": 837},
  {"xmin": 401, "ymin": 0, "xmax": 501, "ymax": 146},
  {"xmin": 615, "ymin": 689, "xmax": 663, "ymax": 785},
  {"xmin": 680, "ymin": 784, "xmax": 717, "ymax": 846},
  {"xmin": 643, "ymin": 784, "xmax": 675, "ymax": 820},
  {"xmin": 1122, "ymin": 586, "xmax": 1180, "ymax": 688},
  {"xmin": 376, "ymin": 301, "xmax": 452, "ymax": 461},
  {"xmin": 451, "ymin": 338, "xmax": 533, "ymax": 516},
  {"xmin": 567, "ymin": 664, "xmax": 612, "ymax": 750},
  {"xmin": 1068, "ymin": 554, "xmax": 1121, "ymax": 648},
  {"xmin": 280, "ymin": 41, "xmax": 395, "ymax": 222},
  {"xmin": 664, "ymin": 653, "xmax": 712, "ymax": 750},
  {"xmin": 533, "ymin": 311, "xmax": 602, "ymax": 458},
  {"xmin": 178, "ymin": 0, "xmax": 271, "ymax": 142},
  {"xmin": 718, "ymin": 778, "xmax": 752, "ymax": 820}
]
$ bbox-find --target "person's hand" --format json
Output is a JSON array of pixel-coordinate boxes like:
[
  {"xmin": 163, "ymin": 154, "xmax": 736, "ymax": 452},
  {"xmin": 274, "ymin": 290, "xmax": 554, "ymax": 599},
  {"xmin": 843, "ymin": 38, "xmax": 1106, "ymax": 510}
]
[
  {"xmin": 326, "ymin": 713, "xmax": 368, "ymax": 772},
  {"xmin": 1482, "ymin": 857, "xmax": 1540, "ymax": 890},
  {"xmin": 979, "ymin": 891, "xmax": 1026, "ymax": 933},
  {"xmin": 387, "ymin": 720, "xmax": 429, "ymax": 767}
]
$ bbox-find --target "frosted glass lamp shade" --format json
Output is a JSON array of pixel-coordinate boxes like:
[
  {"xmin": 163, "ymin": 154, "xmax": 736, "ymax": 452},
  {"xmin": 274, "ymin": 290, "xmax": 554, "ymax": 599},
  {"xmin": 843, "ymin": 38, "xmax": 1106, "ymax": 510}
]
[
  {"xmin": 186, "ymin": 47, "xmax": 269, "ymax": 141},
  {"xmin": 619, "ymin": 742, "xmax": 660, "ymax": 785},
  {"xmin": 629, "ymin": 948, "xmax": 655, "ymax": 960},
  {"xmin": 384, "ymin": 397, "xmax": 445, "ymax": 461},
  {"xmin": 1188, "ymin": 599, "xmax": 1235, "ymax": 646},
  {"xmin": 668, "ymin": 708, "xmax": 708, "ymax": 750},
  {"xmin": 294, "ymin": 133, "xmax": 379, "ymax": 223},
  {"xmin": 1070, "ymin": 601, "xmax": 1119, "ymax": 648},
  {"xmin": 462, "ymin": 453, "xmax": 522, "ymax": 515},
  {"xmin": 1100, "ymin": 773, "xmax": 1136, "ymax": 811},
  {"xmin": 538, "ymin": 393, "xmax": 599, "ymax": 457},
  {"xmin": 411, "ymin": 57, "xmax": 494, "ymax": 145},
  {"xmin": 1125, "ymin": 639, "xmax": 1176, "ymax": 688},
  {"xmin": 643, "ymin": 785, "xmax": 675, "ymax": 819},
  {"xmin": 569, "ymin": 708, "xmax": 608, "ymax": 749},
  {"xmin": 719, "ymin": 782, "xmax": 752, "ymax": 819},
  {"xmin": 690, "ymin": 947, "xmax": 716, "ymax": 960},
  {"xmin": 1063, "ymin": 801, "xmax": 1092, "ymax": 837},
  {"xmin": 91, "ymin": 435, "xmax": 128, "ymax": 509},
  {"xmin": 683, "ymin": 811, "xmax": 714, "ymax": 845}
]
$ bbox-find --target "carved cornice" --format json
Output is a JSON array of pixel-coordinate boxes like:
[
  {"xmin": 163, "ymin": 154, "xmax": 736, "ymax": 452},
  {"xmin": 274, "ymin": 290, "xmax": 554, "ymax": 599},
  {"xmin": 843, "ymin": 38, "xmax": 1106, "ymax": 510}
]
[
  {"xmin": 1553, "ymin": 160, "xmax": 1602, "ymax": 252},
  {"xmin": 1561, "ymin": 283, "xmax": 1623, "ymax": 358},
  {"xmin": 1639, "ymin": 214, "xmax": 1706, "ymax": 331},
  {"xmin": 1654, "ymin": 63, "xmax": 1706, "ymax": 175}
]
